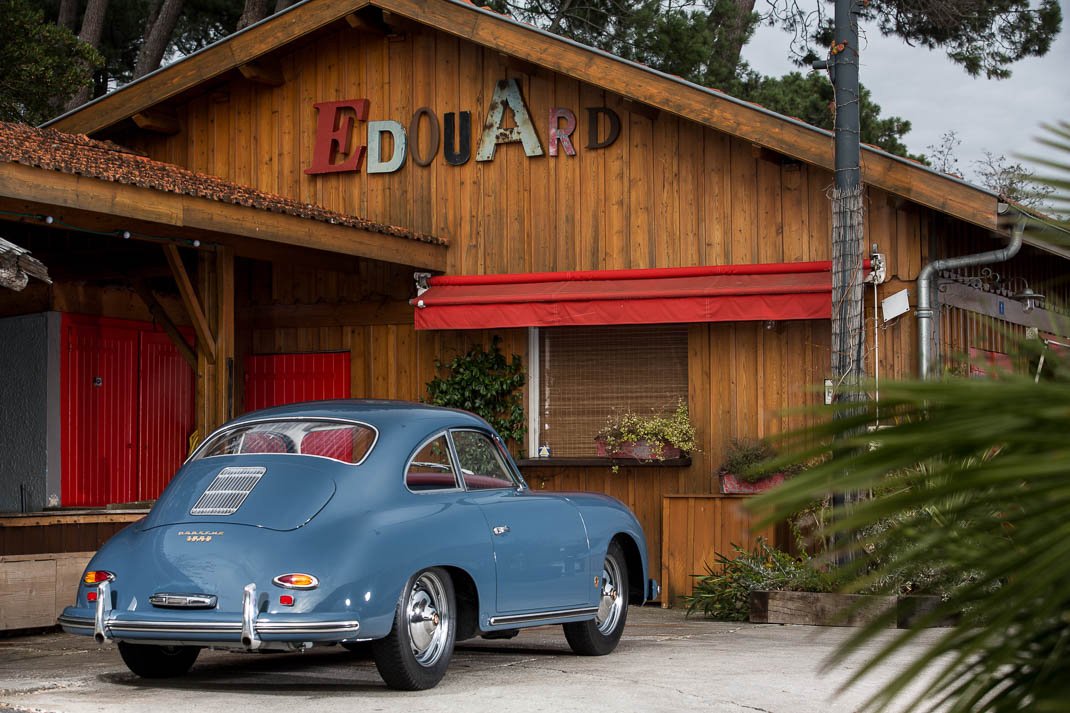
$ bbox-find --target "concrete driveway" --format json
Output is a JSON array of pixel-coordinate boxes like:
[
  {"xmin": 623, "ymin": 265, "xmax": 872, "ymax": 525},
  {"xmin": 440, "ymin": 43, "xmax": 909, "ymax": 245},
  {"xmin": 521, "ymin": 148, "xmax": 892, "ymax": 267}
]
[{"xmin": 0, "ymin": 607, "xmax": 939, "ymax": 713}]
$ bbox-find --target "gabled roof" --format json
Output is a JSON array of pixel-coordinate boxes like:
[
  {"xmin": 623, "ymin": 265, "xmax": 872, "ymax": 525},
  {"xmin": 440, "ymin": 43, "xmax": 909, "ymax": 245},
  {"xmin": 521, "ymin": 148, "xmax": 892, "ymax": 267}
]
[{"xmin": 46, "ymin": 0, "xmax": 1001, "ymax": 231}]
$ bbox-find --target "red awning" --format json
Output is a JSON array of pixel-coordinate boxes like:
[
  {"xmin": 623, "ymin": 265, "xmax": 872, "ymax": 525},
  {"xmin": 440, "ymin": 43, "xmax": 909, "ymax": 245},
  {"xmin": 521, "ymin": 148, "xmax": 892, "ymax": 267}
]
[{"xmin": 413, "ymin": 261, "xmax": 851, "ymax": 330}]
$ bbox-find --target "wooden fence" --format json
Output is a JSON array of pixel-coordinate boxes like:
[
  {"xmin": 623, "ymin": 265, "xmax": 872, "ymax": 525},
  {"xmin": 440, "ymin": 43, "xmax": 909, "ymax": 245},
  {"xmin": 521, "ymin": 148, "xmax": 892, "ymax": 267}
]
[{"xmin": 660, "ymin": 494, "xmax": 776, "ymax": 607}]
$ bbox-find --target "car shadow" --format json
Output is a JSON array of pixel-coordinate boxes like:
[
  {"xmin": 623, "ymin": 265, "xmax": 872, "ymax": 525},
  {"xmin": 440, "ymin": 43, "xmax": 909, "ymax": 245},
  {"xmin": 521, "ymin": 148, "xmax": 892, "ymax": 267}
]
[{"xmin": 99, "ymin": 642, "xmax": 569, "ymax": 694}]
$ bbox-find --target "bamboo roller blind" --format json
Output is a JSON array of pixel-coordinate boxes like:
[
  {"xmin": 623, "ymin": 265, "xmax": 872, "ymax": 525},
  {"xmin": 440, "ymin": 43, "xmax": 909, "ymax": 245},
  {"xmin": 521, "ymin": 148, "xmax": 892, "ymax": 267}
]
[{"xmin": 537, "ymin": 325, "xmax": 688, "ymax": 457}]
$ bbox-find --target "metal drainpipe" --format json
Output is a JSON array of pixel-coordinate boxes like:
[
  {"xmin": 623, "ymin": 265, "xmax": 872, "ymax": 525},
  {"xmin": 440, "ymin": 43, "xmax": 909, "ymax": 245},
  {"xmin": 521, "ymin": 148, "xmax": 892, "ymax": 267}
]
[{"xmin": 917, "ymin": 211, "xmax": 1026, "ymax": 379}]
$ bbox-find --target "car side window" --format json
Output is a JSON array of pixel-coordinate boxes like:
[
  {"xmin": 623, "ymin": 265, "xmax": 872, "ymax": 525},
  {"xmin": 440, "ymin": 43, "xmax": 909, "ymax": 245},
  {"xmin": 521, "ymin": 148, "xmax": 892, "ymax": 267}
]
[
  {"xmin": 405, "ymin": 435, "xmax": 460, "ymax": 491},
  {"xmin": 451, "ymin": 430, "xmax": 515, "ymax": 490}
]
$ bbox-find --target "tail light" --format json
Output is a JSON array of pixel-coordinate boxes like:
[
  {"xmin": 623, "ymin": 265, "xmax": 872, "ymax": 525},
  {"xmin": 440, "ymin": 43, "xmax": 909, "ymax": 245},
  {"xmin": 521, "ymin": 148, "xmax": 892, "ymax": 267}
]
[
  {"xmin": 83, "ymin": 570, "xmax": 115, "ymax": 585},
  {"xmin": 273, "ymin": 573, "xmax": 318, "ymax": 589}
]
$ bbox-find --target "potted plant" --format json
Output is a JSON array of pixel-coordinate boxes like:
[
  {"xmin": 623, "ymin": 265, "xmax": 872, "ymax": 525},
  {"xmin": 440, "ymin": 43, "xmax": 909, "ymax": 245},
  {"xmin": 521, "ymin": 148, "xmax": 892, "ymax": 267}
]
[
  {"xmin": 594, "ymin": 400, "xmax": 696, "ymax": 464},
  {"xmin": 719, "ymin": 437, "xmax": 801, "ymax": 494}
]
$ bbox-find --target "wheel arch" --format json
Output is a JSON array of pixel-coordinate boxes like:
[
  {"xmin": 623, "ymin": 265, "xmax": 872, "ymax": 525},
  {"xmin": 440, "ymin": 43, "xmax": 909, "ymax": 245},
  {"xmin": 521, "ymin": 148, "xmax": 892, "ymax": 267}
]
[
  {"xmin": 440, "ymin": 565, "xmax": 480, "ymax": 641},
  {"xmin": 611, "ymin": 533, "xmax": 646, "ymax": 605}
]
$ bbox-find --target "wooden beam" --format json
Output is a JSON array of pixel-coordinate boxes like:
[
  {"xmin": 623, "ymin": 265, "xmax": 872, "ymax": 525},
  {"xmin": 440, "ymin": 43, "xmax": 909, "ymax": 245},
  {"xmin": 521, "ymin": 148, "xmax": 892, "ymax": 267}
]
[
  {"xmin": 163, "ymin": 244, "xmax": 216, "ymax": 363},
  {"xmin": 238, "ymin": 60, "xmax": 284, "ymax": 87},
  {"xmin": 131, "ymin": 110, "xmax": 180, "ymax": 135},
  {"xmin": 129, "ymin": 277, "xmax": 197, "ymax": 368},
  {"xmin": 214, "ymin": 245, "xmax": 235, "ymax": 423},
  {"xmin": 346, "ymin": 10, "xmax": 386, "ymax": 33},
  {"xmin": 621, "ymin": 98, "xmax": 659, "ymax": 122},
  {"xmin": 0, "ymin": 163, "xmax": 448, "ymax": 270},
  {"xmin": 239, "ymin": 300, "xmax": 413, "ymax": 329}
]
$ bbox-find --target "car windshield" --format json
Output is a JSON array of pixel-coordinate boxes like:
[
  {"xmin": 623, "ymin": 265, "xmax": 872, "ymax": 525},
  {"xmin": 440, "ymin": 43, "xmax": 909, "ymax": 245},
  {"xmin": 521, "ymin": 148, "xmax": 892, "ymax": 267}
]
[{"xmin": 195, "ymin": 420, "xmax": 377, "ymax": 464}]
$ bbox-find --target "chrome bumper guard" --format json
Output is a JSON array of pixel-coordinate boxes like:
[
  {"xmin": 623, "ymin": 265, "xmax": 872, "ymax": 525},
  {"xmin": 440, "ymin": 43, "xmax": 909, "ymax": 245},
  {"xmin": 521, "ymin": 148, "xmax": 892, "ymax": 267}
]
[{"xmin": 60, "ymin": 581, "xmax": 359, "ymax": 649}]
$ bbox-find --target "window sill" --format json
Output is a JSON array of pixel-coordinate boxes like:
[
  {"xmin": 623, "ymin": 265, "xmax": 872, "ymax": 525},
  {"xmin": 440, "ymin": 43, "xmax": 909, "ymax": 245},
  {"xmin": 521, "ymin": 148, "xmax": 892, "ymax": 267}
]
[{"xmin": 516, "ymin": 456, "xmax": 692, "ymax": 468}]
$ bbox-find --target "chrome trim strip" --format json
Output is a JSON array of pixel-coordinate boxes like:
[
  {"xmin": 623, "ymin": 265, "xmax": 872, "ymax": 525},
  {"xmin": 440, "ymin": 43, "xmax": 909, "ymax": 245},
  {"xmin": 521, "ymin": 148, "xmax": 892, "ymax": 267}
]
[
  {"xmin": 150, "ymin": 593, "xmax": 218, "ymax": 608},
  {"xmin": 58, "ymin": 614, "xmax": 93, "ymax": 630},
  {"xmin": 103, "ymin": 620, "xmax": 359, "ymax": 636},
  {"xmin": 257, "ymin": 621, "xmax": 360, "ymax": 634},
  {"xmin": 488, "ymin": 606, "xmax": 598, "ymax": 626},
  {"xmin": 110, "ymin": 621, "xmax": 243, "ymax": 634},
  {"xmin": 242, "ymin": 583, "xmax": 261, "ymax": 650}
]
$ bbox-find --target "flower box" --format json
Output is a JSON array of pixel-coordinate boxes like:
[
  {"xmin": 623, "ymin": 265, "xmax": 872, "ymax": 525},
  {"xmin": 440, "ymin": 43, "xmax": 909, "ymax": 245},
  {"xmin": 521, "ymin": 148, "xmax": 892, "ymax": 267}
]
[
  {"xmin": 719, "ymin": 471, "xmax": 787, "ymax": 494},
  {"xmin": 595, "ymin": 439, "xmax": 682, "ymax": 461}
]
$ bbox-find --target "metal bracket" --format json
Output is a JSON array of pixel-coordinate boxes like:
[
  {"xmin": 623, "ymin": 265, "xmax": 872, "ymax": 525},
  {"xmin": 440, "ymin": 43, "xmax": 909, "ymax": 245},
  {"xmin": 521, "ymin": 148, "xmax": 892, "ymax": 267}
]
[
  {"xmin": 867, "ymin": 248, "xmax": 888, "ymax": 284},
  {"xmin": 414, "ymin": 271, "xmax": 431, "ymax": 296}
]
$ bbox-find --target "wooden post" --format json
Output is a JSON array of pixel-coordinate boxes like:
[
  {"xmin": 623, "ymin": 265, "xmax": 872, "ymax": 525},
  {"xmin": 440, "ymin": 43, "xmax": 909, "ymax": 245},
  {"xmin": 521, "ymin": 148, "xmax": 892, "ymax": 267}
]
[{"xmin": 194, "ymin": 246, "xmax": 234, "ymax": 440}]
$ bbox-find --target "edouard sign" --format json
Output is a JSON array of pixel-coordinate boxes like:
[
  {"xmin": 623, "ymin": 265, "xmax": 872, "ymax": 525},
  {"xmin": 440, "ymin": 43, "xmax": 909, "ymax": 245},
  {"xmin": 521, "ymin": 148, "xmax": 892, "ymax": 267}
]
[{"xmin": 305, "ymin": 78, "xmax": 621, "ymax": 175}]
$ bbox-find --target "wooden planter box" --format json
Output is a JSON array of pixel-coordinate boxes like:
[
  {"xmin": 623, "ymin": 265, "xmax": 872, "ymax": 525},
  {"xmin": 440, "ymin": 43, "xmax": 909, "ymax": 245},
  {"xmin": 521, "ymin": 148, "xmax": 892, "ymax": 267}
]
[
  {"xmin": 750, "ymin": 591, "xmax": 954, "ymax": 629},
  {"xmin": 720, "ymin": 471, "xmax": 787, "ymax": 494}
]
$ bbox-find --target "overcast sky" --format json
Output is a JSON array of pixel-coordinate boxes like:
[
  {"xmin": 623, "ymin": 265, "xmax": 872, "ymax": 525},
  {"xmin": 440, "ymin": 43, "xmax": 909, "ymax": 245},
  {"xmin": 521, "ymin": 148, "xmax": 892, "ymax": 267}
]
[{"xmin": 740, "ymin": 1, "xmax": 1070, "ymax": 185}]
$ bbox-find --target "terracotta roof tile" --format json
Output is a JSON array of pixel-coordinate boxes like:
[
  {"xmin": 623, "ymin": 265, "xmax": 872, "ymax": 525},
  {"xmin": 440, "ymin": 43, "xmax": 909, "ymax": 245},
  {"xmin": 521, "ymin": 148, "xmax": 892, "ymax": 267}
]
[{"xmin": 0, "ymin": 122, "xmax": 446, "ymax": 246}]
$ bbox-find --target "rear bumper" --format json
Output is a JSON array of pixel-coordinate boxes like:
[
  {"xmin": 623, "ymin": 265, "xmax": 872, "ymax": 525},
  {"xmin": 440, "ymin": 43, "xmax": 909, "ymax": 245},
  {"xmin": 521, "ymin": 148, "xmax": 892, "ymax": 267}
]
[{"xmin": 59, "ymin": 581, "xmax": 360, "ymax": 648}]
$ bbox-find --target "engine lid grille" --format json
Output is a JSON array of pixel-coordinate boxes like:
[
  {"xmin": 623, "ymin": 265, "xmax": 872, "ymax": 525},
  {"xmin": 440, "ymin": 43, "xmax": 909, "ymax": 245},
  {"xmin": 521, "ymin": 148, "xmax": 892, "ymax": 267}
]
[{"xmin": 190, "ymin": 467, "xmax": 266, "ymax": 516}]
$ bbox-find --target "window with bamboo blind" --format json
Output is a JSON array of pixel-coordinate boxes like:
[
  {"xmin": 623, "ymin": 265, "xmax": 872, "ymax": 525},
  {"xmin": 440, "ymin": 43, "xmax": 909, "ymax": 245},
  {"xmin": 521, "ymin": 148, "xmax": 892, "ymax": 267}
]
[{"xmin": 536, "ymin": 325, "xmax": 688, "ymax": 457}]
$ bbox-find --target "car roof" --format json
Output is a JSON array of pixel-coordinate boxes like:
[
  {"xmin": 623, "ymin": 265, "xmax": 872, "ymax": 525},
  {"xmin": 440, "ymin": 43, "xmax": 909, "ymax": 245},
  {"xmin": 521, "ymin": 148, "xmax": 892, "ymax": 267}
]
[{"xmin": 223, "ymin": 399, "xmax": 490, "ymax": 433}]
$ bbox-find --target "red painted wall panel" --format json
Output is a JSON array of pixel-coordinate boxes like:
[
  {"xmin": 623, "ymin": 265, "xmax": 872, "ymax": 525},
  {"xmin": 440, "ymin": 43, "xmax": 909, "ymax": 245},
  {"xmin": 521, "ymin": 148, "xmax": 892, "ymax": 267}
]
[
  {"xmin": 138, "ymin": 331, "xmax": 195, "ymax": 500},
  {"xmin": 244, "ymin": 353, "xmax": 351, "ymax": 412},
  {"xmin": 61, "ymin": 315, "xmax": 194, "ymax": 507}
]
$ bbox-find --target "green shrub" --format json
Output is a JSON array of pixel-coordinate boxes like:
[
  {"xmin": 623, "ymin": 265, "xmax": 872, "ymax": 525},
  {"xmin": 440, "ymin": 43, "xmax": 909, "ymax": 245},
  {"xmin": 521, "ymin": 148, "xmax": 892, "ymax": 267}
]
[
  {"xmin": 721, "ymin": 438, "xmax": 804, "ymax": 483},
  {"xmin": 683, "ymin": 537, "xmax": 837, "ymax": 620},
  {"xmin": 596, "ymin": 400, "xmax": 696, "ymax": 456}
]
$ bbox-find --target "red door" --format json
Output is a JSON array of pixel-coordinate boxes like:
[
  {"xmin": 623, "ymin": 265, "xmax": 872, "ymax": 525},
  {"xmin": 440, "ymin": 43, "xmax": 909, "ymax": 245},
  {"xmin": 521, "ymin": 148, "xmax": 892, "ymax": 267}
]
[
  {"xmin": 244, "ymin": 353, "xmax": 351, "ymax": 412},
  {"xmin": 61, "ymin": 315, "xmax": 195, "ymax": 506},
  {"xmin": 61, "ymin": 319, "xmax": 139, "ymax": 506}
]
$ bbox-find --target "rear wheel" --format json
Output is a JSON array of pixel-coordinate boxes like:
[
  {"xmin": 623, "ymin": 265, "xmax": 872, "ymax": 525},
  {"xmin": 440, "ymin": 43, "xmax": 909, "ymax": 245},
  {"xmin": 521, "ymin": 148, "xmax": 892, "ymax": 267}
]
[
  {"xmin": 563, "ymin": 541, "xmax": 629, "ymax": 656},
  {"xmin": 117, "ymin": 642, "xmax": 200, "ymax": 678},
  {"xmin": 372, "ymin": 567, "xmax": 456, "ymax": 690}
]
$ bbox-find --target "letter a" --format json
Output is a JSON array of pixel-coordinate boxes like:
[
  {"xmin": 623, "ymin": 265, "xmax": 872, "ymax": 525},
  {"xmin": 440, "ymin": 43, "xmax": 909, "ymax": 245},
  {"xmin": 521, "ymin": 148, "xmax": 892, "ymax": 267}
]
[{"xmin": 476, "ymin": 79, "xmax": 544, "ymax": 162}]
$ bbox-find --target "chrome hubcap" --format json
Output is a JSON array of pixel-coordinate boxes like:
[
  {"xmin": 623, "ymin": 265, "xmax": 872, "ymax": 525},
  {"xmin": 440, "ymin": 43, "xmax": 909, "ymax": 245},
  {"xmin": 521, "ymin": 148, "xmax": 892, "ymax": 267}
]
[
  {"xmin": 595, "ymin": 554, "xmax": 624, "ymax": 635},
  {"xmin": 406, "ymin": 572, "xmax": 450, "ymax": 666}
]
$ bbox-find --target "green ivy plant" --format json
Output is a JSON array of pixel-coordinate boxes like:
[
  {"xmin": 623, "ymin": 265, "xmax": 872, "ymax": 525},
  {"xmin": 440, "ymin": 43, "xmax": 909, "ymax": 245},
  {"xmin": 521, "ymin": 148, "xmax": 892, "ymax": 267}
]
[
  {"xmin": 425, "ymin": 336, "xmax": 526, "ymax": 444},
  {"xmin": 596, "ymin": 400, "xmax": 697, "ymax": 459}
]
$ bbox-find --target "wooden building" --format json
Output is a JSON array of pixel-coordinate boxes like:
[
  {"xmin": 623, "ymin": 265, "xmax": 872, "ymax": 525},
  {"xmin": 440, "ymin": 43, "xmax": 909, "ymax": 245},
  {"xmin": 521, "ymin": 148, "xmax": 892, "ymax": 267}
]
[{"xmin": 2, "ymin": 0, "xmax": 1068, "ymax": 617}]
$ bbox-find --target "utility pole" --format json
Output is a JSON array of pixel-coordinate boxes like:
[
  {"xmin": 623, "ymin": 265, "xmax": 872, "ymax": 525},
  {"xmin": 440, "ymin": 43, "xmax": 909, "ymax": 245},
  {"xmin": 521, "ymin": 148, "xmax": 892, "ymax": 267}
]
[
  {"xmin": 829, "ymin": 0, "xmax": 866, "ymax": 405},
  {"xmin": 817, "ymin": 0, "xmax": 866, "ymax": 554}
]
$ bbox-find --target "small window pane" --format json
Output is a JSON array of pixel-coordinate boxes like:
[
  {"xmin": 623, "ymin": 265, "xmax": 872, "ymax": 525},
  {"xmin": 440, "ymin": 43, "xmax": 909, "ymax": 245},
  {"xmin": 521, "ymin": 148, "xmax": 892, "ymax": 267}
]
[
  {"xmin": 406, "ymin": 435, "xmax": 459, "ymax": 491},
  {"xmin": 452, "ymin": 431, "xmax": 514, "ymax": 490}
]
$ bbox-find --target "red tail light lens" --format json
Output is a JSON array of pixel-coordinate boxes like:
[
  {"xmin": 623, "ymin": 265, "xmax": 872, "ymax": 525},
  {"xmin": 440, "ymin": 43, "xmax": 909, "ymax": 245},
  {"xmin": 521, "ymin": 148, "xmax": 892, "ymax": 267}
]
[
  {"xmin": 83, "ymin": 571, "xmax": 115, "ymax": 585},
  {"xmin": 87, "ymin": 591, "xmax": 98, "ymax": 602},
  {"xmin": 273, "ymin": 573, "xmax": 319, "ymax": 589},
  {"xmin": 279, "ymin": 594, "xmax": 295, "ymax": 606}
]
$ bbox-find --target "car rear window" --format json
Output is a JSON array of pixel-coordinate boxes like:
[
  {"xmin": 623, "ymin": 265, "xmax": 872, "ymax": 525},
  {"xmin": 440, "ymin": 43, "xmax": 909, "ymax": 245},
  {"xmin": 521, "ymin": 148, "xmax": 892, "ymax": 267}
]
[{"xmin": 195, "ymin": 420, "xmax": 377, "ymax": 464}]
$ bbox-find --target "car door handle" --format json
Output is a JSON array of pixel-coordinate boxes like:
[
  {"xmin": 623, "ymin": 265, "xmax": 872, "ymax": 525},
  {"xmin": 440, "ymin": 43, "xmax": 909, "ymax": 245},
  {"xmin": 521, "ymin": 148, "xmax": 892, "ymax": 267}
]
[{"xmin": 492, "ymin": 525, "xmax": 510, "ymax": 536}]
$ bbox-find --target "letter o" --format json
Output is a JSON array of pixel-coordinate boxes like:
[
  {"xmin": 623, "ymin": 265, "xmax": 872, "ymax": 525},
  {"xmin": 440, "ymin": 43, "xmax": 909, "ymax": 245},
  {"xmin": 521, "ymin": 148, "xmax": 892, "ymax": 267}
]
[{"xmin": 408, "ymin": 107, "xmax": 440, "ymax": 167}]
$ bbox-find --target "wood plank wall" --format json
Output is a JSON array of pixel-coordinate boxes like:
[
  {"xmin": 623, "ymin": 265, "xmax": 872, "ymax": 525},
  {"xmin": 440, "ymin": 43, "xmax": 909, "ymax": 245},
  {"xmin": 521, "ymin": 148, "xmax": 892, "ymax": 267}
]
[{"xmin": 661, "ymin": 495, "xmax": 777, "ymax": 606}]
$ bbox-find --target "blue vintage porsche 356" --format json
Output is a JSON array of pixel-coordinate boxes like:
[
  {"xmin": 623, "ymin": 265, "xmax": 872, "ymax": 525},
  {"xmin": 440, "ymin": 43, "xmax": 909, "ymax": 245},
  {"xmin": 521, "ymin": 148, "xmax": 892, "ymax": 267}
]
[{"xmin": 59, "ymin": 400, "xmax": 656, "ymax": 690}]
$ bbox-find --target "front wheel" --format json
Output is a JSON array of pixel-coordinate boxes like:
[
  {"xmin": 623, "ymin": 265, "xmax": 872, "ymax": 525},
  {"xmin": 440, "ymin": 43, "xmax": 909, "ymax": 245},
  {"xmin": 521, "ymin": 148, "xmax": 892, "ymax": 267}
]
[
  {"xmin": 372, "ymin": 567, "xmax": 456, "ymax": 690},
  {"xmin": 563, "ymin": 541, "xmax": 629, "ymax": 656},
  {"xmin": 117, "ymin": 642, "xmax": 200, "ymax": 678}
]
